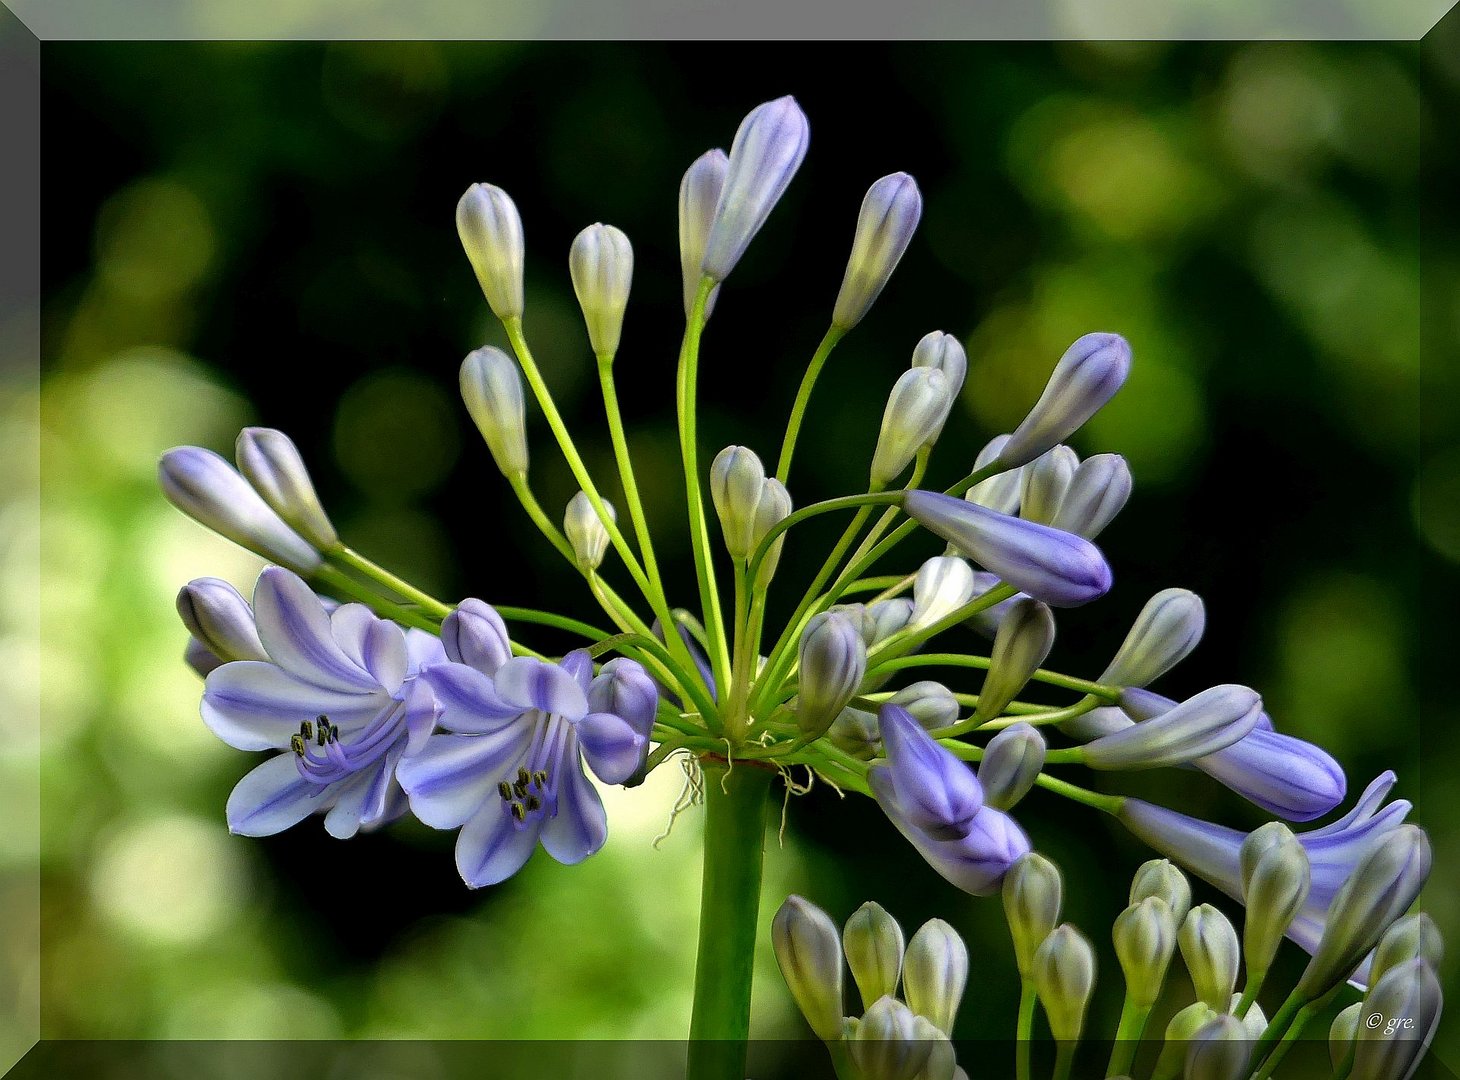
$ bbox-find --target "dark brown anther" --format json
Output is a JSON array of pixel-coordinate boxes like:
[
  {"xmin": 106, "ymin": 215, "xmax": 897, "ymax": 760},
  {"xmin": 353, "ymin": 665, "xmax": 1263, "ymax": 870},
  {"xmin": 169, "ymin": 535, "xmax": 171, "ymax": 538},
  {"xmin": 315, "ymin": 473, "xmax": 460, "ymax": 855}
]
[
  {"xmin": 290, "ymin": 734, "xmax": 306, "ymax": 757},
  {"xmin": 525, "ymin": 794, "xmax": 542, "ymax": 813},
  {"xmin": 510, "ymin": 802, "xmax": 526, "ymax": 823},
  {"xmin": 498, "ymin": 781, "xmax": 513, "ymax": 802},
  {"xmin": 532, "ymin": 770, "xmax": 548, "ymax": 789}
]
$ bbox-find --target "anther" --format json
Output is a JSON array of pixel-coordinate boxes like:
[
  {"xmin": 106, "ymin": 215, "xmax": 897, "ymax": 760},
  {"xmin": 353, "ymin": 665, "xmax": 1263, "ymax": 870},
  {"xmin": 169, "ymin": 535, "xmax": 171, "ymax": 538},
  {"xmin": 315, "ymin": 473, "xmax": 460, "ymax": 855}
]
[
  {"xmin": 532, "ymin": 770, "xmax": 548, "ymax": 789},
  {"xmin": 525, "ymin": 794, "xmax": 542, "ymax": 813},
  {"xmin": 510, "ymin": 802, "xmax": 526, "ymax": 823},
  {"xmin": 290, "ymin": 733, "xmax": 306, "ymax": 757},
  {"xmin": 498, "ymin": 781, "xmax": 513, "ymax": 802},
  {"xmin": 516, "ymin": 767, "xmax": 531, "ymax": 786},
  {"xmin": 299, "ymin": 719, "xmax": 314, "ymax": 740}
]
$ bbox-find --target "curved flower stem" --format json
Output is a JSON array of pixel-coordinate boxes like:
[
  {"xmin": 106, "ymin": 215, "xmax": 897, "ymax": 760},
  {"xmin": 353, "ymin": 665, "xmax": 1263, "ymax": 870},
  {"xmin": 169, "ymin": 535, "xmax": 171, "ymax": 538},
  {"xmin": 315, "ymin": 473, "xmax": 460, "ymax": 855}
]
[
  {"xmin": 687, "ymin": 761, "xmax": 775, "ymax": 1080},
  {"xmin": 867, "ymin": 654, "xmax": 1123, "ymax": 702},
  {"xmin": 329, "ymin": 546, "xmax": 453, "ymax": 618},
  {"xmin": 837, "ymin": 574, "xmax": 911, "ymax": 597},
  {"xmin": 1032, "ymin": 771, "xmax": 1125, "ymax": 815},
  {"xmin": 1106, "ymin": 996, "xmax": 1151, "ymax": 1078},
  {"xmin": 835, "ymin": 448, "xmax": 929, "ymax": 588},
  {"xmin": 866, "ymin": 584, "xmax": 1018, "ymax": 668},
  {"xmin": 495, "ymin": 605, "xmax": 610, "ymax": 640},
  {"xmin": 1016, "ymin": 980, "xmax": 1036, "ymax": 1080},
  {"xmin": 596, "ymin": 352, "xmax": 668, "ymax": 609},
  {"xmin": 312, "ymin": 565, "xmax": 440, "ymax": 632},
  {"xmin": 1234, "ymin": 975, "xmax": 1265, "ymax": 1020},
  {"xmin": 774, "ymin": 325, "xmax": 844, "ymax": 483}
]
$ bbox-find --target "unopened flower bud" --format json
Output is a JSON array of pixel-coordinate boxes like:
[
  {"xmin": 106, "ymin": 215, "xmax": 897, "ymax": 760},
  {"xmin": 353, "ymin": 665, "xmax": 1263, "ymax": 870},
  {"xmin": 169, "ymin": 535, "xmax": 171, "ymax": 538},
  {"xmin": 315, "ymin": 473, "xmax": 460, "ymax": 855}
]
[
  {"xmin": 1100, "ymin": 588, "xmax": 1206, "ymax": 688},
  {"xmin": 1131, "ymin": 859, "xmax": 1192, "ymax": 927},
  {"xmin": 772, "ymin": 895, "xmax": 846, "ymax": 1041},
  {"xmin": 1051, "ymin": 453, "xmax": 1132, "ymax": 539},
  {"xmin": 563, "ymin": 491, "xmax": 615, "ymax": 572},
  {"xmin": 888, "ymin": 681, "xmax": 960, "ymax": 731},
  {"xmin": 1003, "ymin": 852, "xmax": 1063, "ymax": 978},
  {"xmin": 569, "ymin": 223, "xmax": 633, "ymax": 357},
  {"xmin": 877, "ymin": 704, "xmax": 983, "ymax": 841},
  {"xmin": 965, "ymin": 434, "xmax": 1023, "ymax": 516},
  {"xmin": 1239, "ymin": 826, "xmax": 1311, "ymax": 980},
  {"xmin": 843, "ymin": 901, "xmax": 905, "ymax": 1011},
  {"xmin": 1331, "ymin": 1002, "xmax": 1362, "ymax": 1069},
  {"xmin": 1114, "ymin": 896, "xmax": 1177, "ymax": 1009},
  {"xmin": 1369, "ymin": 913, "xmax": 1444, "ymax": 990},
  {"xmin": 1183, "ymin": 1014, "xmax": 1251, "ymax": 1080},
  {"xmin": 910, "ymin": 331, "xmax": 967, "ymax": 438},
  {"xmin": 457, "ymin": 182, "xmax": 525, "ymax": 319},
  {"xmin": 460, "ymin": 346, "xmax": 529, "ymax": 477},
  {"xmin": 963, "ymin": 570, "xmax": 1026, "ymax": 638},
  {"xmin": 159, "ymin": 447, "xmax": 321, "ymax": 573},
  {"xmin": 177, "ymin": 578, "xmax": 266, "ymax": 666},
  {"xmin": 1151, "ymin": 1002, "xmax": 1220, "ymax": 1080},
  {"xmin": 872, "ymin": 368, "xmax": 950, "ymax": 486},
  {"xmin": 440, "ymin": 597, "xmax": 512, "ymax": 675},
  {"xmin": 903, "ymin": 918, "xmax": 968, "ymax": 1036},
  {"xmin": 1179, "ymin": 904, "xmax": 1240, "ymax": 1013},
  {"xmin": 1019, "ymin": 446, "xmax": 1078, "ymax": 526},
  {"xmin": 235, "ymin": 427, "xmax": 338, "ymax": 549},
  {"xmin": 833, "ymin": 173, "xmax": 923, "ymax": 331},
  {"xmin": 974, "ymin": 599, "xmax": 1056, "ymax": 723},
  {"xmin": 796, "ymin": 611, "xmax": 868, "ymax": 737},
  {"xmin": 978, "ymin": 723, "xmax": 1045, "ymax": 811},
  {"xmin": 996, "ymin": 332, "xmax": 1132, "ymax": 468},
  {"xmin": 588, "ymin": 657, "xmax": 659, "ymax": 741},
  {"xmin": 702, "ymin": 96, "xmax": 810, "ymax": 282},
  {"xmin": 866, "ymin": 598, "xmax": 914, "ymax": 647},
  {"xmin": 1352, "ymin": 959, "xmax": 1442, "ymax": 1080},
  {"xmin": 710, "ymin": 445, "xmax": 767, "ymax": 559},
  {"xmin": 752, "ymin": 478, "xmax": 793, "ymax": 586},
  {"xmin": 1297, "ymin": 825, "xmax": 1432, "ymax": 1000},
  {"xmin": 679, "ymin": 149, "xmax": 728, "ymax": 319},
  {"xmin": 849, "ymin": 997, "xmax": 939, "ymax": 1080},
  {"xmin": 1032, "ymin": 924, "xmax": 1095, "ymax": 1043},
  {"xmin": 1083, "ymin": 685, "xmax": 1262, "ymax": 771},
  {"xmin": 910, "ymin": 556, "xmax": 976, "ymax": 630}
]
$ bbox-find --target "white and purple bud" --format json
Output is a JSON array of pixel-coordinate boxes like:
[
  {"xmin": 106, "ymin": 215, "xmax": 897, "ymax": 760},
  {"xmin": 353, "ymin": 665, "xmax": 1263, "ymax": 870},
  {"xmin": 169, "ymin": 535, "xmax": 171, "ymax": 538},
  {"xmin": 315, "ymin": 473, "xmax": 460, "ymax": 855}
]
[
  {"xmin": 1032, "ymin": 924, "xmax": 1095, "ymax": 1044},
  {"xmin": 974, "ymin": 598, "xmax": 1056, "ymax": 723},
  {"xmin": 866, "ymin": 597, "xmax": 915, "ymax": 647},
  {"xmin": 833, "ymin": 173, "xmax": 923, "ymax": 331},
  {"xmin": 887, "ymin": 681, "xmax": 960, "ymax": 732},
  {"xmin": 563, "ymin": 491, "xmax": 615, "ymax": 572},
  {"xmin": 877, "ymin": 705, "xmax": 982, "ymax": 840},
  {"xmin": 710, "ymin": 445, "xmax": 766, "ymax": 560},
  {"xmin": 1130, "ymin": 859, "xmax": 1192, "ymax": 927},
  {"xmin": 1239, "ymin": 824, "xmax": 1311, "ymax": 980},
  {"xmin": 234, "ymin": 427, "xmax": 338, "ymax": 550},
  {"xmin": 441, "ymin": 598, "xmax": 512, "ymax": 675},
  {"xmin": 1019, "ymin": 446, "xmax": 1078, "ymax": 526},
  {"xmin": 1179, "ymin": 904, "xmax": 1240, "ymax": 1013},
  {"xmin": 752, "ymin": 478, "xmax": 793, "ymax": 586},
  {"xmin": 679, "ymin": 149, "xmax": 728, "ymax": 319},
  {"xmin": 910, "ymin": 331, "xmax": 967, "ymax": 438},
  {"xmin": 996, "ymin": 332, "xmax": 1132, "ymax": 469},
  {"xmin": 978, "ymin": 723, "xmax": 1046, "ymax": 811},
  {"xmin": 1082, "ymin": 685, "xmax": 1263, "ymax": 771},
  {"xmin": 176, "ymin": 578, "xmax": 267, "ymax": 668},
  {"xmin": 903, "ymin": 918, "xmax": 968, "ymax": 1036},
  {"xmin": 910, "ymin": 556, "xmax": 977, "ymax": 631},
  {"xmin": 159, "ymin": 446, "xmax": 321, "ymax": 573},
  {"xmin": 964, "ymin": 434, "xmax": 1023, "ymax": 517},
  {"xmin": 844, "ymin": 901, "xmax": 905, "ymax": 1011},
  {"xmin": 1369, "ymin": 913, "xmax": 1443, "ymax": 990},
  {"xmin": 701, "ymin": 96, "xmax": 810, "ymax": 282},
  {"xmin": 796, "ymin": 611, "xmax": 868, "ymax": 738},
  {"xmin": 1183, "ymin": 1015, "xmax": 1251, "ymax": 1080},
  {"xmin": 1099, "ymin": 588, "xmax": 1206, "ymax": 688},
  {"xmin": 1051, "ymin": 453, "xmax": 1132, "ymax": 539},
  {"xmin": 1113, "ymin": 896, "xmax": 1177, "ymax": 1009},
  {"xmin": 460, "ymin": 345, "xmax": 529, "ymax": 478},
  {"xmin": 872, "ymin": 368, "xmax": 951, "ymax": 487},
  {"xmin": 457, "ymin": 182, "xmax": 525, "ymax": 320},
  {"xmin": 849, "ymin": 997, "xmax": 942, "ymax": 1080},
  {"xmin": 1352, "ymin": 959, "xmax": 1443, "ymax": 1080},
  {"xmin": 772, "ymin": 894, "xmax": 846, "ymax": 1042},
  {"xmin": 588, "ymin": 657, "xmax": 658, "ymax": 741},
  {"xmin": 569, "ymin": 223, "xmax": 633, "ymax": 357},
  {"xmin": 903, "ymin": 490, "xmax": 1112, "ymax": 608},
  {"xmin": 1003, "ymin": 852, "xmax": 1064, "ymax": 978}
]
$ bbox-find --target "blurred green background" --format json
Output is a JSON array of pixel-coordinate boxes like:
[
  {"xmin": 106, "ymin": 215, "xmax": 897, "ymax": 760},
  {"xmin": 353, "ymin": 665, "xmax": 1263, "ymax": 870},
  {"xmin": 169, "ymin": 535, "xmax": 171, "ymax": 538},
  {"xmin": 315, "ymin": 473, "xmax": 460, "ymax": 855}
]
[{"xmin": 14, "ymin": 34, "xmax": 1460, "ymax": 1074}]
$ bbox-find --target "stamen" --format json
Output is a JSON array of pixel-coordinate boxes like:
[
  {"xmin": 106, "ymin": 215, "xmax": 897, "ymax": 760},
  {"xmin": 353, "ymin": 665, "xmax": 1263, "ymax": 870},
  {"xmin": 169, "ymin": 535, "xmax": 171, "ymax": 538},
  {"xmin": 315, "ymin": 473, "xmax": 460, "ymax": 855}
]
[
  {"xmin": 299, "ymin": 719, "xmax": 314, "ymax": 740},
  {"xmin": 532, "ymin": 770, "xmax": 548, "ymax": 789},
  {"xmin": 525, "ymin": 794, "xmax": 542, "ymax": 813},
  {"xmin": 290, "ymin": 733, "xmax": 306, "ymax": 757},
  {"xmin": 510, "ymin": 802, "xmax": 526, "ymax": 823},
  {"xmin": 516, "ymin": 766, "xmax": 531, "ymax": 787},
  {"xmin": 513, "ymin": 779, "xmax": 528, "ymax": 798},
  {"xmin": 498, "ymin": 781, "xmax": 514, "ymax": 802}
]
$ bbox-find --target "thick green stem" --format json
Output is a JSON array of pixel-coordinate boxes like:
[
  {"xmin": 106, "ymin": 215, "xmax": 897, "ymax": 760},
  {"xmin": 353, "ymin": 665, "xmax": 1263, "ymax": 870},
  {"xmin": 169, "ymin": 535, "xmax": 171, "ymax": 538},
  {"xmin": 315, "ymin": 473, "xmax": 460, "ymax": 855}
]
[
  {"xmin": 1016, "ymin": 979, "xmax": 1036, "ymax": 1080},
  {"xmin": 1107, "ymin": 996, "xmax": 1151, "ymax": 1077},
  {"xmin": 687, "ymin": 762, "xmax": 775, "ymax": 1080}
]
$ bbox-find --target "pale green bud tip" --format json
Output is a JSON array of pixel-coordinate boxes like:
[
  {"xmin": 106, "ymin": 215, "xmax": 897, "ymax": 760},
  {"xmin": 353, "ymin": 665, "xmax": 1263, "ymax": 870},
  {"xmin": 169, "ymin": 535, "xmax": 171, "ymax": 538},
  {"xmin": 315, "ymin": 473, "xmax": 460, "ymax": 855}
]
[
  {"xmin": 1183, "ymin": 1014, "xmax": 1251, "ymax": 1080},
  {"xmin": 872, "ymin": 367, "xmax": 950, "ymax": 485},
  {"xmin": 1003, "ymin": 852, "xmax": 1063, "ymax": 977},
  {"xmin": 460, "ymin": 346, "xmax": 529, "ymax": 477},
  {"xmin": 832, "ymin": 172, "xmax": 923, "ymax": 331},
  {"xmin": 1179, "ymin": 904, "xmax": 1240, "ymax": 1013},
  {"xmin": 973, "ymin": 598, "xmax": 1056, "ymax": 723},
  {"xmin": 1130, "ymin": 859, "xmax": 1192, "ymax": 926},
  {"xmin": 850, "ymin": 997, "xmax": 944, "ymax": 1080},
  {"xmin": 796, "ymin": 611, "xmax": 868, "ymax": 738},
  {"xmin": 1113, "ymin": 896, "xmax": 1176, "ymax": 1009},
  {"xmin": 1238, "ymin": 821, "xmax": 1297, "ymax": 888},
  {"xmin": 1032, "ymin": 924, "xmax": 1095, "ymax": 1043},
  {"xmin": 569, "ymin": 223, "xmax": 633, "ymax": 358},
  {"xmin": 1100, "ymin": 587, "xmax": 1206, "ymax": 688},
  {"xmin": 887, "ymin": 681, "xmax": 960, "ymax": 731},
  {"xmin": 1370, "ymin": 913, "xmax": 1444, "ymax": 989},
  {"xmin": 1330, "ymin": 1002, "xmax": 1362, "ymax": 1068},
  {"xmin": 843, "ymin": 901, "xmax": 906, "ymax": 1012},
  {"xmin": 456, "ymin": 183, "xmax": 525, "ymax": 320},
  {"xmin": 235, "ymin": 427, "xmax": 339, "ymax": 549},
  {"xmin": 978, "ymin": 722, "xmax": 1046, "ymax": 811},
  {"xmin": 710, "ymin": 444, "xmax": 766, "ymax": 560},
  {"xmin": 772, "ymin": 895, "xmax": 846, "ymax": 1042},
  {"xmin": 1239, "ymin": 829, "xmax": 1310, "ymax": 980},
  {"xmin": 1019, "ymin": 445, "xmax": 1078, "ymax": 526},
  {"xmin": 903, "ymin": 918, "xmax": 968, "ymax": 1036},
  {"xmin": 563, "ymin": 492, "xmax": 615, "ymax": 572}
]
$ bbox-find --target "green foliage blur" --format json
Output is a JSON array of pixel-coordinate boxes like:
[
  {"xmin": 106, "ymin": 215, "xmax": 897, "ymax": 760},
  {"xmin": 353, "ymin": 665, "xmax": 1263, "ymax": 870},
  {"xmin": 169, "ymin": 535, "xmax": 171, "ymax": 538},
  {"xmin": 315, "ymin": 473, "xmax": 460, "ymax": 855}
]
[{"xmin": 21, "ymin": 34, "xmax": 1460, "ymax": 1072}]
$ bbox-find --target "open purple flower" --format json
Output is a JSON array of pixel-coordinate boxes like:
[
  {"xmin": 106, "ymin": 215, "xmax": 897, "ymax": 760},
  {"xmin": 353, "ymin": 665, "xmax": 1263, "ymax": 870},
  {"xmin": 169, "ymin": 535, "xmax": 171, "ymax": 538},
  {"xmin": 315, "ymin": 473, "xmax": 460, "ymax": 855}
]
[
  {"xmin": 397, "ymin": 647, "xmax": 656, "ymax": 888},
  {"xmin": 201, "ymin": 567, "xmax": 446, "ymax": 839}
]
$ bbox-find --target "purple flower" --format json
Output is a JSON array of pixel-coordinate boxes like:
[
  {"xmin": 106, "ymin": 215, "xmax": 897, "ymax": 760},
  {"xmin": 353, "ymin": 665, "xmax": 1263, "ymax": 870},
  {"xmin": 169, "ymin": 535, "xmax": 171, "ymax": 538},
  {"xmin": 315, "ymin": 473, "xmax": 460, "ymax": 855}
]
[
  {"xmin": 903, "ymin": 490, "xmax": 1112, "ymax": 608},
  {"xmin": 871, "ymin": 705, "xmax": 1030, "ymax": 895},
  {"xmin": 832, "ymin": 172, "xmax": 924, "ymax": 331},
  {"xmin": 177, "ymin": 577, "xmax": 267, "ymax": 677},
  {"xmin": 201, "ymin": 567, "xmax": 446, "ymax": 839},
  {"xmin": 397, "ymin": 648, "xmax": 656, "ymax": 888},
  {"xmin": 1117, "ymin": 772, "xmax": 1411, "ymax": 962},
  {"xmin": 996, "ymin": 333, "xmax": 1132, "ymax": 468}
]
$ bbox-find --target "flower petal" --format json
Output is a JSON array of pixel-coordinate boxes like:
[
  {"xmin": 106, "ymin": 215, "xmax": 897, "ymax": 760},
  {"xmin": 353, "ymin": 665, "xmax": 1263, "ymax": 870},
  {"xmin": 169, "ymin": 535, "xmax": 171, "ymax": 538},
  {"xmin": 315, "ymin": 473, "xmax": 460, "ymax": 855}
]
[
  {"xmin": 456, "ymin": 804, "xmax": 541, "ymax": 888},
  {"xmin": 422, "ymin": 662, "xmax": 521, "ymax": 732},
  {"xmin": 203, "ymin": 661, "xmax": 384, "ymax": 750},
  {"xmin": 404, "ymin": 627, "xmax": 448, "ymax": 675},
  {"xmin": 400, "ymin": 677, "xmax": 440, "ymax": 756},
  {"xmin": 226, "ymin": 753, "xmax": 334, "ymax": 836},
  {"xmin": 396, "ymin": 729, "xmax": 533, "ymax": 829},
  {"xmin": 253, "ymin": 568, "xmax": 375, "ymax": 691},
  {"xmin": 559, "ymin": 649, "xmax": 595, "ymax": 694},
  {"xmin": 540, "ymin": 750, "xmax": 608, "ymax": 865},
  {"xmin": 576, "ymin": 711, "xmax": 648, "ymax": 785},
  {"xmin": 493, "ymin": 656, "xmax": 589, "ymax": 720}
]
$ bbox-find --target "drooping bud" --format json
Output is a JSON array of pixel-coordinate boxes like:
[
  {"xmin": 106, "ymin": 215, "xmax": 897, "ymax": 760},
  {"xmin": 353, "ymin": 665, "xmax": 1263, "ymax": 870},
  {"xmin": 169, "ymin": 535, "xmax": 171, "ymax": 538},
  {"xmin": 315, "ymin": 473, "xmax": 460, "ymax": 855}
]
[
  {"xmin": 751, "ymin": 478, "xmax": 793, "ymax": 586},
  {"xmin": 1051, "ymin": 453, "xmax": 1132, "ymax": 539},
  {"xmin": 1369, "ymin": 913, "xmax": 1444, "ymax": 990},
  {"xmin": 176, "ymin": 578, "xmax": 267, "ymax": 666},
  {"xmin": 887, "ymin": 681, "xmax": 960, "ymax": 731},
  {"xmin": 865, "ymin": 598, "xmax": 914, "ymax": 647},
  {"xmin": 877, "ymin": 705, "xmax": 982, "ymax": 840},
  {"xmin": 1113, "ymin": 896, "xmax": 1177, "ymax": 1009},
  {"xmin": 440, "ymin": 597, "xmax": 512, "ymax": 675},
  {"xmin": 1183, "ymin": 1014, "xmax": 1251, "ymax": 1080},
  {"xmin": 158, "ymin": 447, "xmax": 321, "ymax": 573},
  {"xmin": 460, "ymin": 346, "xmax": 529, "ymax": 478},
  {"xmin": 903, "ymin": 490, "xmax": 1112, "ymax": 608},
  {"xmin": 1239, "ymin": 824, "xmax": 1311, "ymax": 980},
  {"xmin": 234, "ymin": 428, "xmax": 339, "ymax": 549},
  {"xmin": 1003, "ymin": 852, "xmax": 1063, "ymax": 978},
  {"xmin": 1194, "ymin": 726, "xmax": 1346, "ymax": 822},
  {"xmin": 974, "ymin": 599, "xmax": 1056, "ymax": 723},
  {"xmin": 1351, "ymin": 959, "xmax": 1443, "ymax": 1080},
  {"xmin": 996, "ymin": 332, "xmax": 1132, "ymax": 468},
  {"xmin": 910, "ymin": 556, "xmax": 976, "ymax": 630},
  {"xmin": 903, "ymin": 919, "xmax": 968, "ymax": 1036},
  {"xmin": 772, "ymin": 895, "xmax": 846, "ymax": 1042},
  {"xmin": 1099, "ymin": 588, "xmax": 1206, "ymax": 688},
  {"xmin": 833, "ymin": 173, "xmax": 923, "ymax": 331},
  {"xmin": 1179, "ymin": 904, "xmax": 1240, "ymax": 1013},
  {"xmin": 1296, "ymin": 825, "xmax": 1432, "ymax": 999},
  {"xmin": 679, "ymin": 149, "xmax": 728, "ymax": 319},
  {"xmin": 1019, "ymin": 446, "xmax": 1078, "ymax": 526},
  {"xmin": 1082, "ymin": 685, "xmax": 1262, "ymax": 770},
  {"xmin": 848, "ymin": 996, "xmax": 939, "ymax": 1080},
  {"xmin": 1032, "ymin": 924, "xmax": 1095, "ymax": 1043},
  {"xmin": 569, "ymin": 223, "xmax": 633, "ymax": 357},
  {"xmin": 710, "ymin": 445, "xmax": 767, "ymax": 560},
  {"xmin": 1151, "ymin": 1002, "xmax": 1221, "ymax": 1080},
  {"xmin": 457, "ymin": 182, "xmax": 525, "ymax": 320},
  {"xmin": 796, "ymin": 611, "xmax": 868, "ymax": 737},
  {"xmin": 563, "ymin": 491, "xmax": 615, "ymax": 572},
  {"xmin": 978, "ymin": 723, "xmax": 1046, "ymax": 811},
  {"xmin": 702, "ymin": 96, "xmax": 810, "ymax": 282},
  {"xmin": 1130, "ymin": 859, "xmax": 1192, "ymax": 927},
  {"xmin": 872, "ymin": 368, "xmax": 950, "ymax": 486},
  {"xmin": 910, "ymin": 331, "xmax": 967, "ymax": 438},
  {"xmin": 843, "ymin": 901, "xmax": 905, "ymax": 1011},
  {"xmin": 964, "ymin": 434, "xmax": 1023, "ymax": 516}
]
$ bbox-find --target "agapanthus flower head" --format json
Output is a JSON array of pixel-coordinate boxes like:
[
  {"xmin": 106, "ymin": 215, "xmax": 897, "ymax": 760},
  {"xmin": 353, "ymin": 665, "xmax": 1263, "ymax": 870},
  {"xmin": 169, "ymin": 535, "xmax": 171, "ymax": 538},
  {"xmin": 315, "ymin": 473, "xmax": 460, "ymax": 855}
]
[
  {"xmin": 1099, "ymin": 587, "xmax": 1206, "ymax": 688},
  {"xmin": 460, "ymin": 345, "xmax": 530, "ymax": 478},
  {"xmin": 235, "ymin": 427, "xmax": 339, "ymax": 550},
  {"xmin": 569, "ymin": 222, "xmax": 634, "ymax": 357},
  {"xmin": 678, "ymin": 148, "xmax": 728, "ymax": 319},
  {"xmin": 200, "ymin": 567, "xmax": 444, "ymax": 838},
  {"xmin": 1082, "ymin": 684, "xmax": 1262, "ymax": 770},
  {"xmin": 563, "ymin": 490, "xmax": 615, "ymax": 572},
  {"xmin": 910, "ymin": 331, "xmax": 967, "ymax": 439},
  {"xmin": 1051, "ymin": 452, "xmax": 1132, "ymax": 540},
  {"xmin": 844, "ymin": 901, "xmax": 906, "ymax": 1011},
  {"xmin": 772, "ymin": 894, "xmax": 846, "ymax": 1042},
  {"xmin": 177, "ymin": 577, "xmax": 266, "ymax": 674},
  {"xmin": 995, "ymin": 332, "xmax": 1132, "ymax": 469},
  {"xmin": 832, "ymin": 173, "xmax": 923, "ymax": 331},
  {"xmin": 872, "ymin": 367, "xmax": 951, "ymax": 487},
  {"xmin": 457, "ymin": 182, "xmax": 525, "ymax": 320},
  {"xmin": 1019, "ymin": 446, "xmax": 1077, "ymax": 526}
]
